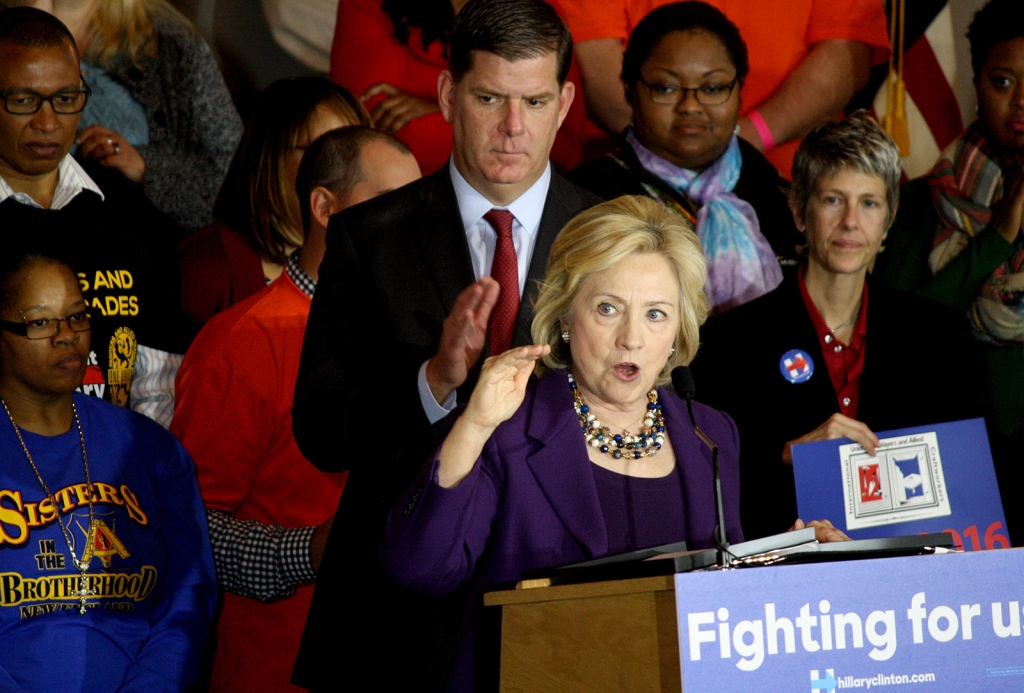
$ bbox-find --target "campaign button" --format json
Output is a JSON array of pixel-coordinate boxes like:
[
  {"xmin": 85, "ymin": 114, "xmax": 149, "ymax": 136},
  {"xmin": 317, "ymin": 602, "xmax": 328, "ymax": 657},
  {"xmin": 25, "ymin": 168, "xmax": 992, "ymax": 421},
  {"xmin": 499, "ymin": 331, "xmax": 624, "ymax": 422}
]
[{"xmin": 779, "ymin": 349, "xmax": 814, "ymax": 384}]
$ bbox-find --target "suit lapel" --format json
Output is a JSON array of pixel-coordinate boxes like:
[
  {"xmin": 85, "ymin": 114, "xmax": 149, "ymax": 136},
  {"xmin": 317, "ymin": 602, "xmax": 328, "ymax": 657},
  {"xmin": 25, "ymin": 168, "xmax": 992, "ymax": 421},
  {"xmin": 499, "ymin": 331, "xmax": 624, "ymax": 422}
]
[
  {"xmin": 524, "ymin": 371, "xmax": 608, "ymax": 558},
  {"xmin": 412, "ymin": 169, "xmax": 476, "ymax": 317},
  {"xmin": 512, "ymin": 174, "xmax": 580, "ymax": 347}
]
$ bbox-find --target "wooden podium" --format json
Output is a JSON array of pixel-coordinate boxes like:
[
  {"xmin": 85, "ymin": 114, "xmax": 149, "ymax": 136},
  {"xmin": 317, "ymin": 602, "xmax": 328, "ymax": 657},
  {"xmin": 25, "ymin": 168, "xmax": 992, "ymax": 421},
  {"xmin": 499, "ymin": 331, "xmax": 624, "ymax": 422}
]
[{"xmin": 483, "ymin": 575, "xmax": 682, "ymax": 692}]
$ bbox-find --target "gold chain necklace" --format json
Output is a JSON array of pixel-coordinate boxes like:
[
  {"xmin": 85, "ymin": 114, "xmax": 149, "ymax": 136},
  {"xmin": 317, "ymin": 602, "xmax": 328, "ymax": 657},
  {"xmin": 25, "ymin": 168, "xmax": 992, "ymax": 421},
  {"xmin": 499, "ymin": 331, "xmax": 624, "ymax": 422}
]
[{"xmin": 1, "ymin": 398, "xmax": 97, "ymax": 614}]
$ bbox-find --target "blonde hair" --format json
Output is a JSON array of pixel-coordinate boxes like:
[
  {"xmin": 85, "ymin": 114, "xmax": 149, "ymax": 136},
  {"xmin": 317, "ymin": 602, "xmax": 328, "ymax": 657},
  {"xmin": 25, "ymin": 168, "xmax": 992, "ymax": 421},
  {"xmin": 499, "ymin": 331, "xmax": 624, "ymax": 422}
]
[
  {"xmin": 531, "ymin": 195, "xmax": 709, "ymax": 384},
  {"xmin": 80, "ymin": 0, "xmax": 192, "ymax": 67}
]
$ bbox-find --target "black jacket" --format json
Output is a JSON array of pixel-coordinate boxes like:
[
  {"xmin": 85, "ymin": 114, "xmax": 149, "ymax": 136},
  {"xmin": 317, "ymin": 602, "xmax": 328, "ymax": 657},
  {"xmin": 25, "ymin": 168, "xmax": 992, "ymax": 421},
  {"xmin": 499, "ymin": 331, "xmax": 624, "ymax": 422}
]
[
  {"xmin": 689, "ymin": 274, "xmax": 980, "ymax": 540},
  {"xmin": 290, "ymin": 166, "xmax": 601, "ymax": 691},
  {"xmin": 567, "ymin": 137, "xmax": 803, "ymax": 268}
]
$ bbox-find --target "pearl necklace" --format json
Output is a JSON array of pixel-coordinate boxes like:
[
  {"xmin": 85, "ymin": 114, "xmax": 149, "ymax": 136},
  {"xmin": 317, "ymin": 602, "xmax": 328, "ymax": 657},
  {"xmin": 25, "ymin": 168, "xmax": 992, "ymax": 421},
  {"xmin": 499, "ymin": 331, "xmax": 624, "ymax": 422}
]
[{"xmin": 569, "ymin": 372, "xmax": 666, "ymax": 460}]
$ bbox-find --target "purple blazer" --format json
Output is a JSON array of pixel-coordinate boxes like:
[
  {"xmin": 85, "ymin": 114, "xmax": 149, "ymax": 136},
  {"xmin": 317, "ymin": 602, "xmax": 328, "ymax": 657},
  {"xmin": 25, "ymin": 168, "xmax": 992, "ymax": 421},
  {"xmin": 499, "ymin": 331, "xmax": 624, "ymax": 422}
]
[
  {"xmin": 382, "ymin": 367, "xmax": 743, "ymax": 596},
  {"xmin": 382, "ymin": 368, "xmax": 743, "ymax": 691}
]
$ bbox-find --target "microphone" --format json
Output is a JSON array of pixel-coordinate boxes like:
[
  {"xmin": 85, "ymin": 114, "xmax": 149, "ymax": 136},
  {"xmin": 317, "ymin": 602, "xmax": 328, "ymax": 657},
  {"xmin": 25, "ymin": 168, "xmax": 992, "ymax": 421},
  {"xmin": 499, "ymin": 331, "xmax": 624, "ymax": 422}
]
[{"xmin": 672, "ymin": 366, "xmax": 730, "ymax": 567}]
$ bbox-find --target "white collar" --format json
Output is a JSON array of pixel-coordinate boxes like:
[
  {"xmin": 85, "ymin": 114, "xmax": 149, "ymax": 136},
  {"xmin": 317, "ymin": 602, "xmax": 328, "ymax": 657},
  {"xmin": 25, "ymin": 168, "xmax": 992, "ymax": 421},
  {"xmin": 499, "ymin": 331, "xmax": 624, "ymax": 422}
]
[
  {"xmin": 449, "ymin": 158, "xmax": 551, "ymax": 234},
  {"xmin": 0, "ymin": 155, "xmax": 104, "ymax": 210}
]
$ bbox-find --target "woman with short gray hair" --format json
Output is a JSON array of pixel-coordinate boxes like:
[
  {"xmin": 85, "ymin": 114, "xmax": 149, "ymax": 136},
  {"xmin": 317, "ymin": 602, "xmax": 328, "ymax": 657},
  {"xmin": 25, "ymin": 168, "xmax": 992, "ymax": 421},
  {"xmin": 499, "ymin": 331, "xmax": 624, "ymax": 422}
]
[{"xmin": 691, "ymin": 112, "xmax": 980, "ymax": 540}]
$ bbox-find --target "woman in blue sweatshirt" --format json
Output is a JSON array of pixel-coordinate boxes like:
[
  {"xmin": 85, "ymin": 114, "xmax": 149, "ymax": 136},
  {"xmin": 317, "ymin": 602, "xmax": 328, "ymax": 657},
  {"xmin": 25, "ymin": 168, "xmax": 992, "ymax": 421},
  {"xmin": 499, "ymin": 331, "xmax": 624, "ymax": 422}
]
[{"xmin": 0, "ymin": 248, "xmax": 216, "ymax": 692}]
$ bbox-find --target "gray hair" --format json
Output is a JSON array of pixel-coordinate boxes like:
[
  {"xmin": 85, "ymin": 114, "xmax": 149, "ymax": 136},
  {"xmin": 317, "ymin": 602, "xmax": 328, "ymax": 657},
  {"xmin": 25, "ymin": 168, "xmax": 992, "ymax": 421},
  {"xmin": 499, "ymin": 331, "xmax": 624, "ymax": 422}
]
[{"xmin": 790, "ymin": 111, "xmax": 901, "ymax": 226}]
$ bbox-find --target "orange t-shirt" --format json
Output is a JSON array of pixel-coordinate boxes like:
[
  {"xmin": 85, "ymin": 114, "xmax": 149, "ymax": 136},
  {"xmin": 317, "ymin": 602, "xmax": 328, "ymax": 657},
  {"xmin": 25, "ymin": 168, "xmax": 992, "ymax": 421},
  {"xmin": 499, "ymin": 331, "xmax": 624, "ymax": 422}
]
[
  {"xmin": 558, "ymin": 0, "xmax": 891, "ymax": 175},
  {"xmin": 172, "ymin": 274, "xmax": 347, "ymax": 693}
]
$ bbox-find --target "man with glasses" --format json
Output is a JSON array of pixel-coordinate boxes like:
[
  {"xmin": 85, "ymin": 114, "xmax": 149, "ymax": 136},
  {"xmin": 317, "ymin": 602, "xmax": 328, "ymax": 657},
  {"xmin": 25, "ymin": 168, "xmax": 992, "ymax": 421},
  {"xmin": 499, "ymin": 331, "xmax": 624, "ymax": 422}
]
[{"xmin": 0, "ymin": 6, "xmax": 189, "ymax": 427}]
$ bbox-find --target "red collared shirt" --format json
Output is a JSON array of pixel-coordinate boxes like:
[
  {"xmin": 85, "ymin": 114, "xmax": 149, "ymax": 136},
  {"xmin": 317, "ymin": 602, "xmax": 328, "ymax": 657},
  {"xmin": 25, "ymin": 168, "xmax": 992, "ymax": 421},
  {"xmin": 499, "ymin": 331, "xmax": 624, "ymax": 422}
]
[{"xmin": 797, "ymin": 267, "xmax": 869, "ymax": 418}]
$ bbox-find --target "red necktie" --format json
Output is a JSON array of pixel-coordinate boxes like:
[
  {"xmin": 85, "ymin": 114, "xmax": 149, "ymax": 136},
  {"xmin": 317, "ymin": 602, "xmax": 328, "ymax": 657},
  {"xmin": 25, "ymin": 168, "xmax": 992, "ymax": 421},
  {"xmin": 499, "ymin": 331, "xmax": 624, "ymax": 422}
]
[{"xmin": 483, "ymin": 208, "xmax": 519, "ymax": 356}]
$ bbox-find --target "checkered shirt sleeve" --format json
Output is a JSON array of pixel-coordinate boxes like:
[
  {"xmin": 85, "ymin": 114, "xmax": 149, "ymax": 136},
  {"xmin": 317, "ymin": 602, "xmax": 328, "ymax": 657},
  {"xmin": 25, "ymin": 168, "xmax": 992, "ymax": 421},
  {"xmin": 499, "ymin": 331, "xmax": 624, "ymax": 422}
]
[{"xmin": 205, "ymin": 508, "xmax": 317, "ymax": 602}]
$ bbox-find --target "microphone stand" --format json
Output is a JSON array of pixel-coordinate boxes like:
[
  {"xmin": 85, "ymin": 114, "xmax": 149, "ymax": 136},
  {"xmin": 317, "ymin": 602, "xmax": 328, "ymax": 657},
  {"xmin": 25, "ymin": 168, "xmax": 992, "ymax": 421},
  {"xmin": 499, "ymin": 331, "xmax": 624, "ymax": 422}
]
[{"xmin": 682, "ymin": 392, "xmax": 730, "ymax": 568}]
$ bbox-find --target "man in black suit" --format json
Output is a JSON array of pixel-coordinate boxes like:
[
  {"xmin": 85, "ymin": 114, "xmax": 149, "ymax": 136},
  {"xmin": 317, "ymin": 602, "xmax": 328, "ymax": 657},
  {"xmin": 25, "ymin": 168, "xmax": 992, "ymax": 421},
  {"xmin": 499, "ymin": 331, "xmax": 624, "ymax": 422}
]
[{"xmin": 290, "ymin": 0, "xmax": 600, "ymax": 689}]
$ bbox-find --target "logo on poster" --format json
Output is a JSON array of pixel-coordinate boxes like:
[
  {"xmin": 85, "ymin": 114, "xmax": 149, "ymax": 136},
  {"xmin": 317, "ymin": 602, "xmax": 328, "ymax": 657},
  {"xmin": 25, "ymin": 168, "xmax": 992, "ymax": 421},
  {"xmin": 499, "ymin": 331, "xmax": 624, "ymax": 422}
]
[
  {"xmin": 811, "ymin": 669, "xmax": 837, "ymax": 692},
  {"xmin": 859, "ymin": 465, "xmax": 883, "ymax": 503},
  {"xmin": 840, "ymin": 432, "xmax": 951, "ymax": 530}
]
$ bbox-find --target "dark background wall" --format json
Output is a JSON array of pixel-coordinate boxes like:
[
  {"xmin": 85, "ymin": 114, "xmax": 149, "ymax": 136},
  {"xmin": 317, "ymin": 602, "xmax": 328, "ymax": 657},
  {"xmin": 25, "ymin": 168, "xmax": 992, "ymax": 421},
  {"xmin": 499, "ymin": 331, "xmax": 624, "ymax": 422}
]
[{"xmin": 170, "ymin": 0, "xmax": 322, "ymax": 118}]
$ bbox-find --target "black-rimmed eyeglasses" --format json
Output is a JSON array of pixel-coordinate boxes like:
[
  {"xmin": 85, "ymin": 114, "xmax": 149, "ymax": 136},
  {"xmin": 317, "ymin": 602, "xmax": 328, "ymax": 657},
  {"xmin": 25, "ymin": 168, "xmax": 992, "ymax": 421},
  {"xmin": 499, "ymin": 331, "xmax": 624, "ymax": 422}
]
[
  {"xmin": 0, "ymin": 312, "xmax": 92, "ymax": 339},
  {"xmin": 639, "ymin": 77, "xmax": 738, "ymax": 106},
  {"xmin": 1, "ymin": 81, "xmax": 92, "ymax": 115}
]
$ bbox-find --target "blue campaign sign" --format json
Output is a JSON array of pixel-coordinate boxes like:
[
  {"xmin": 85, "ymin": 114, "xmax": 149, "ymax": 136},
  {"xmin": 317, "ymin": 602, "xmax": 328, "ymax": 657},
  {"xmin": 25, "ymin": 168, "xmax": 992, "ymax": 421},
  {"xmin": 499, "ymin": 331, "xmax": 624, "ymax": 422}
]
[
  {"xmin": 791, "ymin": 418, "xmax": 1008, "ymax": 549},
  {"xmin": 675, "ymin": 550, "xmax": 1024, "ymax": 692}
]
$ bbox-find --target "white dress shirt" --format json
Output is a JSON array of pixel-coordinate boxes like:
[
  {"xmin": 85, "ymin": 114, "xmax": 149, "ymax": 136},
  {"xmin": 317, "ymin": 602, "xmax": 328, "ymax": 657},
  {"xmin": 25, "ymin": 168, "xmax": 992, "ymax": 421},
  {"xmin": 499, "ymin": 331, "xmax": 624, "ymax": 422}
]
[
  {"xmin": 417, "ymin": 159, "xmax": 553, "ymax": 424},
  {"xmin": 0, "ymin": 154, "xmax": 104, "ymax": 209}
]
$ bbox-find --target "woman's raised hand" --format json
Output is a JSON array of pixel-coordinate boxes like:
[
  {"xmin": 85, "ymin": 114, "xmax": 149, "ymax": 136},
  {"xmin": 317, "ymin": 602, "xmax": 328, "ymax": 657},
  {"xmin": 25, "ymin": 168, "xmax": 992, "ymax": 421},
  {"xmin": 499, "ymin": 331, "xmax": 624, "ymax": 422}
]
[
  {"xmin": 437, "ymin": 345, "xmax": 549, "ymax": 488},
  {"xmin": 463, "ymin": 345, "xmax": 551, "ymax": 433},
  {"xmin": 992, "ymin": 154, "xmax": 1024, "ymax": 243}
]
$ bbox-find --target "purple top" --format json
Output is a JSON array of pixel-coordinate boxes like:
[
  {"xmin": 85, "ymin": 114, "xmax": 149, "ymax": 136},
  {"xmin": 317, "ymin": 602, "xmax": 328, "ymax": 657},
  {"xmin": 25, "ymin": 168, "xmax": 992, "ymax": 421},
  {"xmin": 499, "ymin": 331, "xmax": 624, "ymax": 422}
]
[{"xmin": 591, "ymin": 462, "xmax": 687, "ymax": 556}]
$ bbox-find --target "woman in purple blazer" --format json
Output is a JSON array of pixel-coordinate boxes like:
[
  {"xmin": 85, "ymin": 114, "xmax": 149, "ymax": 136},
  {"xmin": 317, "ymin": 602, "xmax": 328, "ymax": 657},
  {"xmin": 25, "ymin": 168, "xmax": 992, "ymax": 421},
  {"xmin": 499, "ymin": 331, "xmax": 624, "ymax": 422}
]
[{"xmin": 382, "ymin": 195, "xmax": 845, "ymax": 691}]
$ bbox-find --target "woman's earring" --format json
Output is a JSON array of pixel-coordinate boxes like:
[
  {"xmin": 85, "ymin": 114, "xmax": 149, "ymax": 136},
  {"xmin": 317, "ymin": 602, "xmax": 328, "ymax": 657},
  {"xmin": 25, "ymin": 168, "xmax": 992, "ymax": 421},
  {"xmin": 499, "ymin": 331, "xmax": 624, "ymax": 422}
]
[
  {"xmin": 561, "ymin": 330, "xmax": 570, "ymax": 343},
  {"xmin": 734, "ymin": 124, "xmax": 741, "ymax": 135},
  {"xmin": 670, "ymin": 346, "xmax": 676, "ymax": 355}
]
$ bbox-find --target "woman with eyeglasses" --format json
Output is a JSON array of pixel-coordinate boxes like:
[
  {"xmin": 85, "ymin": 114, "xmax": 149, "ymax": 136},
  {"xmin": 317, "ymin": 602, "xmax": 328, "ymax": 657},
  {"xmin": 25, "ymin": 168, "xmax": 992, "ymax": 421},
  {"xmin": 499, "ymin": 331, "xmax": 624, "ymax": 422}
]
[
  {"xmin": 0, "ymin": 249, "xmax": 216, "ymax": 692},
  {"xmin": 568, "ymin": 1, "xmax": 802, "ymax": 312}
]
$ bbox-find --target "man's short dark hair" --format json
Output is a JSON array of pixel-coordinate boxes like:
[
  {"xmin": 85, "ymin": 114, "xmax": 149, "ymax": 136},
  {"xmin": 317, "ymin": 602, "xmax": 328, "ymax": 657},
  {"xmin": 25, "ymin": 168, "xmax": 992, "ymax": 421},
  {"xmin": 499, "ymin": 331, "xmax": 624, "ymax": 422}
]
[
  {"xmin": 295, "ymin": 126, "xmax": 412, "ymax": 233},
  {"xmin": 0, "ymin": 6, "xmax": 78, "ymax": 56},
  {"xmin": 448, "ymin": 0, "xmax": 572, "ymax": 84}
]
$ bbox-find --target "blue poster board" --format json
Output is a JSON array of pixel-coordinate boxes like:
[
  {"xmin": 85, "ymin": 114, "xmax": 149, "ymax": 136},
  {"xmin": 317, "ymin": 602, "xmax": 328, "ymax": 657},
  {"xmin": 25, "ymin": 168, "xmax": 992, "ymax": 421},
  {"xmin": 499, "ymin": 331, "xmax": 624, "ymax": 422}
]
[
  {"xmin": 675, "ymin": 549, "xmax": 1024, "ymax": 692},
  {"xmin": 791, "ymin": 418, "xmax": 1007, "ymax": 549}
]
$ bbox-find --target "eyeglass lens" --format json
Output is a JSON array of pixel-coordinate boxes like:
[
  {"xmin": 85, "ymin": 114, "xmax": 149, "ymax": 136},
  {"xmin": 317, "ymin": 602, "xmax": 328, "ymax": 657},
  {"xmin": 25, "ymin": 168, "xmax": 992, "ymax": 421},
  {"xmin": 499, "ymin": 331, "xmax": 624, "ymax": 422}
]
[
  {"xmin": 24, "ymin": 313, "xmax": 92, "ymax": 339},
  {"xmin": 645, "ymin": 81, "xmax": 736, "ymax": 106},
  {"xmin": 4, "ymin": 91, "xmax": 88, "ymax": 115}
]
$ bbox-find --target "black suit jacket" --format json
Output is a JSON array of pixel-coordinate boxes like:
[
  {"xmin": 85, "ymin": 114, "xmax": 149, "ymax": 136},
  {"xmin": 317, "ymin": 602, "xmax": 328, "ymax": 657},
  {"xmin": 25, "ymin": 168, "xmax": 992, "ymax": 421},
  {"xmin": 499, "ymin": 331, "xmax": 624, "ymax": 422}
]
[
  {"xmin": 689, "ymin": 274, "xmax": 980, "ymax": 541},
  {"xmin": 290, "ymin": 166, "xmax": 601, "ymax": 691}
]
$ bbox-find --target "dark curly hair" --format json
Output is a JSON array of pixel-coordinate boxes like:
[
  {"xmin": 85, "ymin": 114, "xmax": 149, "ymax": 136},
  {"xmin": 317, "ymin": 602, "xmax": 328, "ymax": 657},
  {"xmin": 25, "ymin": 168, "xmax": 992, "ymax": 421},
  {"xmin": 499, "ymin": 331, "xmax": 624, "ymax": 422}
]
[
  {"xmin": 382, "ymin": 0, "xmax": 454, "ymax": 52},
  {"xmin": 967, "ymin": 0, "xmax": 1024, "ymax": 77},
  {"xmin": 622, "ymin": 1, "xmax": 749, "ymax": 88}
]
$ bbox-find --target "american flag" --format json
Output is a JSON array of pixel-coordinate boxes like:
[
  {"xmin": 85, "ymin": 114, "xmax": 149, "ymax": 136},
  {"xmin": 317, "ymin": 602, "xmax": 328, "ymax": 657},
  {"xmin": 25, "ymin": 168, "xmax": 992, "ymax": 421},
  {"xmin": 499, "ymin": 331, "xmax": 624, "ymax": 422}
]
[{"xmin": 851, "ymin": 0, "xmax": 964, "ymax": 180}]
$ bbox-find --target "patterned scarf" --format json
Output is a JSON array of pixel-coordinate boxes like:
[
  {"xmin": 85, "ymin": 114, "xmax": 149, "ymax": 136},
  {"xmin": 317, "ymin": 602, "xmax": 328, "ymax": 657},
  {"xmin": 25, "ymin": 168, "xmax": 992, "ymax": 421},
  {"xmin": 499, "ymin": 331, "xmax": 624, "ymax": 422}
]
[
  {"xmin": 626, "ymin": 130, "xmax": 783, "ymax": 311},
  {"xmin": 928, "ymin": 121, "xmax": 1024, "ymax": 345}
]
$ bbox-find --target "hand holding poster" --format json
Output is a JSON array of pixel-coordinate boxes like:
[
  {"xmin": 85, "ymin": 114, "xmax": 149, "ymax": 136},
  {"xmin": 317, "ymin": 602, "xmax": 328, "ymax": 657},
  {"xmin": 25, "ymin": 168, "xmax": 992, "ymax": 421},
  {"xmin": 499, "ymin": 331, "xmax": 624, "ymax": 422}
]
[{"xmin": 792, "ymin": 418, "xmax": 1007, "ymax": 547}]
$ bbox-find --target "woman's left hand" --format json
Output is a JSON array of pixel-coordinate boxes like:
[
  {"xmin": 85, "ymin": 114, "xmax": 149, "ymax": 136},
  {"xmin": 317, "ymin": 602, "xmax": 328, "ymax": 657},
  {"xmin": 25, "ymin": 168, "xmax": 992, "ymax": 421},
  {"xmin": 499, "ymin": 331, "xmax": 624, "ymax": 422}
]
[
  {"xmin": 788, "ymin": 518, "xmax": 850, "ymax": 543},
  {"xmin": 437, "ymin": 345, "xmax": 550, "ymax": 489},
  {"xmin": 463, "ymin": 345, "xmax": 551, "ymax": 433},
  {"xmin": 77, "ymin": 125, "xmax": 146, "ymax": 183}
]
